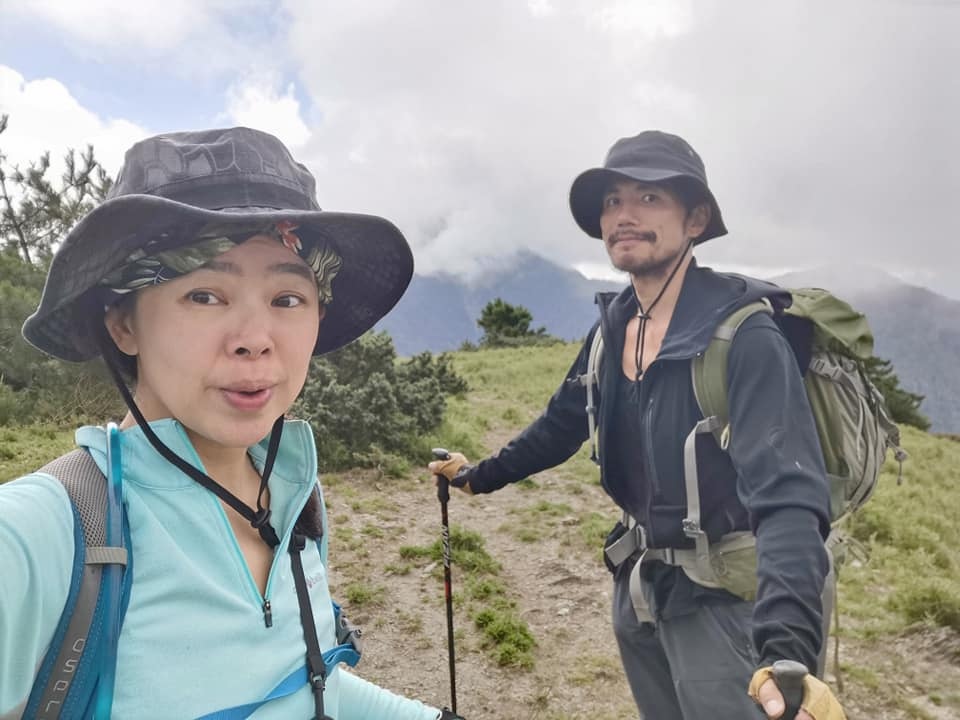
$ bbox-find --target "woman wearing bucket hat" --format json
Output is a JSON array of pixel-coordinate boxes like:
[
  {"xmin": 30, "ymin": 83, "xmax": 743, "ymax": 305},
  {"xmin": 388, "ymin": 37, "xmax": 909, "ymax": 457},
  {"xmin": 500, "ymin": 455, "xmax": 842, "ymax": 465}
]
[
  {"xmin": 0, "ymin": 128, "xmax": 464, "ymax": 720},
  {"xmin": 431, "ymin": 131, "xmax": 846, "ymax": 719}
]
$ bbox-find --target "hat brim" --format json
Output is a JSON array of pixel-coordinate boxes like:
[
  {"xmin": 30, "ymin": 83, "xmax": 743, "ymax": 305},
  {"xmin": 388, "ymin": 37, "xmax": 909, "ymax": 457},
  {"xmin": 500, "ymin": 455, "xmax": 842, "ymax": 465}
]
[
  {"xmin": 22, "ymin": 194, "xmax": 413, "ymax": 361},
  {"xmin": 569, "ymin": 167, "xmax": 727, "ymax": 244}
]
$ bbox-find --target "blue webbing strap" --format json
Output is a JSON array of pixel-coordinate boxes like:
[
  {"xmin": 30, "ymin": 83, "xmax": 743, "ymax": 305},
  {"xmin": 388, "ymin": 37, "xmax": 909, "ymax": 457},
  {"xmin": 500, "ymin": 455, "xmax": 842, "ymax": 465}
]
[
  {"xmin": 195, "ymin": 643, "xmax": 361, "ymax": 720},
  {"xmin": 92, "ymin": 422, "xmax": 127, "ymax": 719}
]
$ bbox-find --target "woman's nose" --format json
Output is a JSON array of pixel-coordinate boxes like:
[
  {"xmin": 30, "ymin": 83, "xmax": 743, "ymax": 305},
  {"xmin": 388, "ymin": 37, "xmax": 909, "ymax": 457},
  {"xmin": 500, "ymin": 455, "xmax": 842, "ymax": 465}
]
[{"xmin": 226, "ymin": 308, "xmax": 274, "ymax": 358}]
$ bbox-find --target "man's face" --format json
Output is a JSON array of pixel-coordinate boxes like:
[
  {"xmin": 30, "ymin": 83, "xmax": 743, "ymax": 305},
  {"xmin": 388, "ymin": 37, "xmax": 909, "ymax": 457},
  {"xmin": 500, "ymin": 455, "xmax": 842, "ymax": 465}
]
[{"xmin": 598, "ymin": 179, "xmax": 708, "ymax": 279}]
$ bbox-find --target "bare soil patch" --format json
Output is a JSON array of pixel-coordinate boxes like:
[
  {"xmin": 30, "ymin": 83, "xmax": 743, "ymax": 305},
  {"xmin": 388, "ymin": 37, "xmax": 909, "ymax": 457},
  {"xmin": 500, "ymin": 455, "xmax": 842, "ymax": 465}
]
[{"xmin": 325, "ymin": 471, "xmax": 960, "ymax": 720}]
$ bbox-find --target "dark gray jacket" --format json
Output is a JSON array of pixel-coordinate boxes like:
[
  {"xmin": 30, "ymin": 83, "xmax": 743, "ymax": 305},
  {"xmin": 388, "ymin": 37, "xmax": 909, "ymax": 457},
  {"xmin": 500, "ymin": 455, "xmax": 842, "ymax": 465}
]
[{"xmin": 466, "ymin": 262, "xmax": 832, "ymax": 671}]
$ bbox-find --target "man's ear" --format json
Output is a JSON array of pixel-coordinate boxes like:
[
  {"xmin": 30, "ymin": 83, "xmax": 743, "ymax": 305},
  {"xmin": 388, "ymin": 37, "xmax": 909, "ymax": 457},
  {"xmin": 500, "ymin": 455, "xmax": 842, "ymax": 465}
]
[
  {"xmin": 103, "ymin": 304, "xmax": 139, "ymax": 356},
  {"xmin": 687, "ymin": 202, "xmax": 711, "ymax": 241}
]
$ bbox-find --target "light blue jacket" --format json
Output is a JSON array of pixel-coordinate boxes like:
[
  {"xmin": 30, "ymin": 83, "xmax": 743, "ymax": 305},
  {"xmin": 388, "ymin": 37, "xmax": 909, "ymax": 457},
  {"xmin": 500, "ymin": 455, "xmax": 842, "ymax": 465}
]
[{"xmin": 0, "ymin": 420, "xmax": 440, "ymax": 720}]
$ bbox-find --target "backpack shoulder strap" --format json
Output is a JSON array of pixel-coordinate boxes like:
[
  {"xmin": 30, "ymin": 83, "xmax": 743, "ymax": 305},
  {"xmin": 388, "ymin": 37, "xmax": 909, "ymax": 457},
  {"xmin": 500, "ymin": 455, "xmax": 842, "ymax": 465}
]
[
  {"xmin": 25, "ymin": 449, "xmax": 130, "ymax": 720},
  {"xmin": 691, "ymin": 299, "xmax": 773, "ymax": 448},
  {"xmin": 579, "ymin": 326, "xmax": 605, "ymax": 464}
]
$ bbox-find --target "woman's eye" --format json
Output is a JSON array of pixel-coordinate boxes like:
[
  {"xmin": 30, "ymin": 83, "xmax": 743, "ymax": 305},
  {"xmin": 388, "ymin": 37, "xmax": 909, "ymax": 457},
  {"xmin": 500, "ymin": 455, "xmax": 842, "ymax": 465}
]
[
  {"xmin": 273, "ymin": 294, "xmax": 305, "ymax": 308},
  {"xmin": 188, "ymin": 291, "xmax": 221, "ymax": 305},
  {"xmin": 603, "ymin": 196, "xmax": 620, "ymax": 208},
  {"xmin": 641, "ymin": 193, "xmax": 658, "ymax": 203}
]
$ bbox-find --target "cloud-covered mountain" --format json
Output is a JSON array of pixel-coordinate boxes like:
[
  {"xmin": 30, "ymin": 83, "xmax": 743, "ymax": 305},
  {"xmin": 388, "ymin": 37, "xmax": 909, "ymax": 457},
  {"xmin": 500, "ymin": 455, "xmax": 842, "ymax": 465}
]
[
  {"xmin": 772, "ymin": 266, "xmax": 959, "ymax": 434},
  {"xmin": 379, "ymin": 256, "xmax": 958, "ymax": 432},
  {"xmin": 378, "ymin": 251, "xmax": 623, "ymax": 354}
]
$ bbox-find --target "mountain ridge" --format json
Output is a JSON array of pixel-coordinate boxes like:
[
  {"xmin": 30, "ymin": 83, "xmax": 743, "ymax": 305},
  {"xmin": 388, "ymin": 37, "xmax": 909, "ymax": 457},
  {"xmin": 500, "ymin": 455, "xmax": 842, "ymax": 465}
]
[{"xmin": 376, "ymin": 254, "xmax": 957, "ymax": 431}]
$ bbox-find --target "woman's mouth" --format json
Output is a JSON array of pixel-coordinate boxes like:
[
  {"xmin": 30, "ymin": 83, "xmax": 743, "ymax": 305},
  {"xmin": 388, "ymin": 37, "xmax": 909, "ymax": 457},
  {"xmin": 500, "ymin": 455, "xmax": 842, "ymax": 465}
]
[{"xmin": 221, "ymin": 385, "xmax": 275, "ymax": 411}]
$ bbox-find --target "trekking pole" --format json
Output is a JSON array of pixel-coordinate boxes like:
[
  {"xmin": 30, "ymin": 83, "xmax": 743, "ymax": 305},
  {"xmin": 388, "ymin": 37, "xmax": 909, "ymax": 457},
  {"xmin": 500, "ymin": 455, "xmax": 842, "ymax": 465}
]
[
  {"xmin": 772, "ymin": 659, "xmax": 807, "ymax": 720},
  {"xmin": 432, "ymin": 448, "xmax": 458, "ymax": 714}
]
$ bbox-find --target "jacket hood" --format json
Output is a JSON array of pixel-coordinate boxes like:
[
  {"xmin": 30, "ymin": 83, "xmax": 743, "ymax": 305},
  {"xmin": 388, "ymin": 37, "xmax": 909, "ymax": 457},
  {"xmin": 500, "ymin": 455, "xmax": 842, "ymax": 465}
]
[{"xmin": 596, "ymin": 261, "xmax": 791, "ymax": 362}]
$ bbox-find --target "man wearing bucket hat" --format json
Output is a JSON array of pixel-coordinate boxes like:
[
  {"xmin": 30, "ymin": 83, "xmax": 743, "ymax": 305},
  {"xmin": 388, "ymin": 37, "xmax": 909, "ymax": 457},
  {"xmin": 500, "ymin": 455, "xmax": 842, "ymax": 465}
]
[
  {"xmin": 431, "ymin": 131, "xmax": 845, "ymax": 719},
  {"xmin": 1, "ymin": 128, "xmax": 464, "ymax": 719}
]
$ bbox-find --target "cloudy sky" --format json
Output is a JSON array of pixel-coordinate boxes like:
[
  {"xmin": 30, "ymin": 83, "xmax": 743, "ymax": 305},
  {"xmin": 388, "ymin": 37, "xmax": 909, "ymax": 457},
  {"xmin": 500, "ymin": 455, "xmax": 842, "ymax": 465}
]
[{"xmin": 1, "ymin": 0, "xmax": 957, "ymax": 297}]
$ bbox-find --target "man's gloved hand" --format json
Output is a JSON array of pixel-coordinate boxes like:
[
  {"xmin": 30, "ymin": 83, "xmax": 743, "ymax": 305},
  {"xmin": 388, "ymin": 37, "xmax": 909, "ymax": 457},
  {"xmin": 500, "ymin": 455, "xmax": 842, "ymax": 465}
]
[
  {"xmin": 438, "ymin": 708, "xmax": 465, "ymax": 720},
  {"xmin": 428, "ymin": 452, "xmax": 475, "ymax": 495},
  {"xmin": 749, "ymin": 666, "xmax": 847, "ymax": 720}
]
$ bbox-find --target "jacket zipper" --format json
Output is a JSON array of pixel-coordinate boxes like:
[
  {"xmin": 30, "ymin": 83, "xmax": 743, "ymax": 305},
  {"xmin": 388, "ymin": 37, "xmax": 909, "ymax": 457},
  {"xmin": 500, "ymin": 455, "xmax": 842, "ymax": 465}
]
[
  {"xmin": 597, "ymin": 292, "xmax": 663, "ymax": 521},
  {"xmin": 639, "ymin": 363, "xmax": 662, "ymax": 546}
]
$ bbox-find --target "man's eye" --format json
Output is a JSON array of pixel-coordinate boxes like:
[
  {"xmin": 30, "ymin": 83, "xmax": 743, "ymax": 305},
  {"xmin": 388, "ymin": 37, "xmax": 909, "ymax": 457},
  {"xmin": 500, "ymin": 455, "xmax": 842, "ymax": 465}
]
[
  {"xmin": 188, "ymin": 291, "xmax": 221, "ymax": 305},
  {"xmin": 641, "ymin": 193, "xmax": 658, "ymax": 203},
  {"xmin": 603, "ymin": 196, "xmax": 620, "ymax": 208},
  {"xmin": 273, "ymin": 294, "xmax": 305, "ymax": 308}
]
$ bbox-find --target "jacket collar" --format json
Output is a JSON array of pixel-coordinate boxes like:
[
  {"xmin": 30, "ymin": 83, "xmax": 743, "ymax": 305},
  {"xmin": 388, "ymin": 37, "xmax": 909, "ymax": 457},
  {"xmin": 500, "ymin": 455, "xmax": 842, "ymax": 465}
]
[
  {"xmin": 595, "ymin": 260, "xmax": 791, "ymax": 362},
  {"xmin": 75, "ymin": 418, "xmax": 317, "ymax": 492}
]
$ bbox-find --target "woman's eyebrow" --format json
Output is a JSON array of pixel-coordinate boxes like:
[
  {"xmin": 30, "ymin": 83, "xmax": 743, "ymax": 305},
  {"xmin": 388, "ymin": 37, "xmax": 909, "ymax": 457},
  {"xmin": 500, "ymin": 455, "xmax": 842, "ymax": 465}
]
[
  {"xmin": 268, "ymin": 262, "xmax": 316, "ymax": 283},
  {"xmin": 201, "ymin": 259, "xmax": 315, "ymax": 283}
]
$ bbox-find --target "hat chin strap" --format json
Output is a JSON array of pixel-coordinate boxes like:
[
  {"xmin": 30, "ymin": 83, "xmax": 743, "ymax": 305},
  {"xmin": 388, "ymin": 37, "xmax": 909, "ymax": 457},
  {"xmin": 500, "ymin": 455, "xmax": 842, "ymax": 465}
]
[
  {"xmin": 96, "ymin": 328, "xmax": 282, "ymax": 548},
  {"xmin": 631, "ymin": 238, "xmax": 693, "ymax": 381}
]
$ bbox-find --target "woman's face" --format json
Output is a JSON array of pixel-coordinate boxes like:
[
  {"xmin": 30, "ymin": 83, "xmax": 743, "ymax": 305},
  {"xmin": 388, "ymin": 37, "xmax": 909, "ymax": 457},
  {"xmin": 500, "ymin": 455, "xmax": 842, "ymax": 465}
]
[{"xmin": 105, "ymin": 234, "xmax": 322, "ymax": 453}]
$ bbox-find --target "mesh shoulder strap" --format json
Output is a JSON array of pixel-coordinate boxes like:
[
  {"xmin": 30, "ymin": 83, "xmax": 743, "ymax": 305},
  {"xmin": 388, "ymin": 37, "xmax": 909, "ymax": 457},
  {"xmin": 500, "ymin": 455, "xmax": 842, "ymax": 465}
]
[
  {"xmin": 691, "ymin": 300, "xmax": 773, "ymax": 448},
  {"xmin": 25, "ymin": 450, "xmax": 129, "ymax": 720}
]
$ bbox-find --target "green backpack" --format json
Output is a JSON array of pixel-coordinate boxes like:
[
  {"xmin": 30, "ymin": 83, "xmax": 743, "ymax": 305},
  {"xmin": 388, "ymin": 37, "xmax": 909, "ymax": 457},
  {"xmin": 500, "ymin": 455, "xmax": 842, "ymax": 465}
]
[{"xmin": 586, "ymin": 287, "xmax": 907, "ymax": 599}]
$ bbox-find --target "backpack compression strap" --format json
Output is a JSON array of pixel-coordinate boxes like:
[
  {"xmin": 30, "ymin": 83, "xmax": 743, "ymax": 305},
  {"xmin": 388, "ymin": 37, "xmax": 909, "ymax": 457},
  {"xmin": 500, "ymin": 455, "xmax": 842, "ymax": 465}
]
[{"xmin": 25, "ymin": 448, "xmax": 130, "ymax": 720}]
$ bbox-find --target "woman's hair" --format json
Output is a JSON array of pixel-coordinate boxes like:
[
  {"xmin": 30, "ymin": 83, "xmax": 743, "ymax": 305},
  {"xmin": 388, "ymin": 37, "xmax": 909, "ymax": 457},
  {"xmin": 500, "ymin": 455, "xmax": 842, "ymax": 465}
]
[
  {"xmin": 94, "ymin": 294, "xmax": 140, "ymax": 383},
  {"xmin": 295, "ymin": 492, "xmax": 324, "ymax": 540}
]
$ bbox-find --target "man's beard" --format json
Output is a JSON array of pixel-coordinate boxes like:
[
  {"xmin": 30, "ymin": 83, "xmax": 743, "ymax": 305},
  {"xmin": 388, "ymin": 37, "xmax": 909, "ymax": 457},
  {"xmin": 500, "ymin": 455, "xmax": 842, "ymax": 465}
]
[{"xmin": 609, "ymin": 238, "xmax": 688, "ymax": 280}]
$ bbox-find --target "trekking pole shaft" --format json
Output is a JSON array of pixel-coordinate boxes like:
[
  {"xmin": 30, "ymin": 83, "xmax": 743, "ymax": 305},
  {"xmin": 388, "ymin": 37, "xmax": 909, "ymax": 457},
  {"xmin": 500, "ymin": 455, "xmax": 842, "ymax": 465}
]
[
  {"xmin": 432, "ymin": 448, "xmax": 457, "ymax": 713},
  {"xmin": 440, "ymin": 485, "xmax": 457, "ymax": 713}
]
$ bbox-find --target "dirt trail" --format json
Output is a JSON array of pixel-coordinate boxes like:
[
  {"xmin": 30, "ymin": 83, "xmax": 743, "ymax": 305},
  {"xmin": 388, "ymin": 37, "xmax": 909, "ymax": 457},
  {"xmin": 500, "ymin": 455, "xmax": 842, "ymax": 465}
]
[{"xmin": 325, "ymin": 467, "xmax": 960, "ymax": 720}]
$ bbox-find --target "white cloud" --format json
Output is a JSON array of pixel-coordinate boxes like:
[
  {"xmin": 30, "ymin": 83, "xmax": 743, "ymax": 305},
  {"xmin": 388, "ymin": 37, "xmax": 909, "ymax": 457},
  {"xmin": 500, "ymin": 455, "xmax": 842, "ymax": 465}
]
[
  {"xmin": 9, "ymin": 0, "xmax": 954, "ymax": 293},
  {"xmin": 276, "ymin": 0, "xmax": 957, "ymax": 291},
  {"xmin": 591, "ymin": 0, "xmax": 693, "ymax": 37},
  {"xmin": 0, "ymin": 65, "xmax": 145, "ymax": 176},
  {"xmin": 528, "ymin": 0, "xmax": 556, "ymax": 18},
  {"xmin": 282, "ymin": 0, "xmax": 693, "ymax": 277},
  {"xmin": 223, "ymin": 75, "xmax": 311, "ymax": 149}
]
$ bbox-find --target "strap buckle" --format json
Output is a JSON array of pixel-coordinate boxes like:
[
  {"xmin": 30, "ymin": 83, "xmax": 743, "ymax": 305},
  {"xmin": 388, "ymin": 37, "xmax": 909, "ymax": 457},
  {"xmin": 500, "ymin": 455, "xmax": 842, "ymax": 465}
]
[
  {"xmin": 604, "ymin": 523, "xmax": 648, "ymax": 568},
  {"xmin": 307, "ymin": 651, "xmax": 327, "ymax": 690},
  {"xmin": 290, "ymin": 533, "xmax": 307, "ymax": 553}
]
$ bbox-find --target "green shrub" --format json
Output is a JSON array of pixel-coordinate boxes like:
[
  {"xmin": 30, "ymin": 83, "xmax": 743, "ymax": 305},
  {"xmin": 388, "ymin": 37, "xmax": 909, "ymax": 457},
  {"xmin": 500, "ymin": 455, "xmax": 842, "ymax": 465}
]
[
  {"xmin": 293, "ymin": 331, "xmax": 468, "ymax": 470},
  {"xmin": 343, "ymin": 581, "xmax": 385, "ymax": 607},
  {"xmin": 888, "ymin": 578, "xmax": 960, "ymax": 631},
  {"xmin": 474, "ymin": 608, "xmax": 536, "ymax": 668}
]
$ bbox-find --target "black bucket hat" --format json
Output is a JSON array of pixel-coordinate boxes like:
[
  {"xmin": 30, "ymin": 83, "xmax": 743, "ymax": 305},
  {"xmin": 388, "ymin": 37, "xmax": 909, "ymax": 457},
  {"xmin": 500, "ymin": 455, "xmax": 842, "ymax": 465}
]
[
  {"xmin": 22, "ymin": 127, "xmax": 414, "ymax": 361},
  {"xmin": 569, "ymin": 130, "xmax": 728, "ymax": 243}
]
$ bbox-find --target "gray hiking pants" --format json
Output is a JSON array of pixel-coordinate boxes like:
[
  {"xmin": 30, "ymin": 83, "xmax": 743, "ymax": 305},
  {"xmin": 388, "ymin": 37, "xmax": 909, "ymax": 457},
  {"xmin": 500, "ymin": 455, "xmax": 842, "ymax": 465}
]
[{"xmin": 611, "ymin": 558, "xmax": 835, "ymax": 719}]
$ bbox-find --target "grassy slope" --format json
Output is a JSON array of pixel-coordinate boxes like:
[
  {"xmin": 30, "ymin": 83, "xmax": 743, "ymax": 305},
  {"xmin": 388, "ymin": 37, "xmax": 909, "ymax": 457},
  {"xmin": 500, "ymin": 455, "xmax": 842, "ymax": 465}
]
[
  {"xmin": 420, "ymin": 342, "xmax": 960, "ymax": 717},
  {"xmin": 3, "ymin": 341, "xmax": 959, "ymax": 717},
  {"xmin": 0, "ymin": 425, "xmax": 76, "ymax": 481}
]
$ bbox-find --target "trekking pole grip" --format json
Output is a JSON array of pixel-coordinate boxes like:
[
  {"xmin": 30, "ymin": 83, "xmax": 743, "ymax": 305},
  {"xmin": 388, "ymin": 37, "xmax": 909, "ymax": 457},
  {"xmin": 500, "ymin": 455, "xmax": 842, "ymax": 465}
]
[
  {"xmin": 433, "ymin": 448, "xmax": 451, "ymax": 502},
  {"xmin": 772, "ymin": 659, "xmax": 807, "ymax": 720}
]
